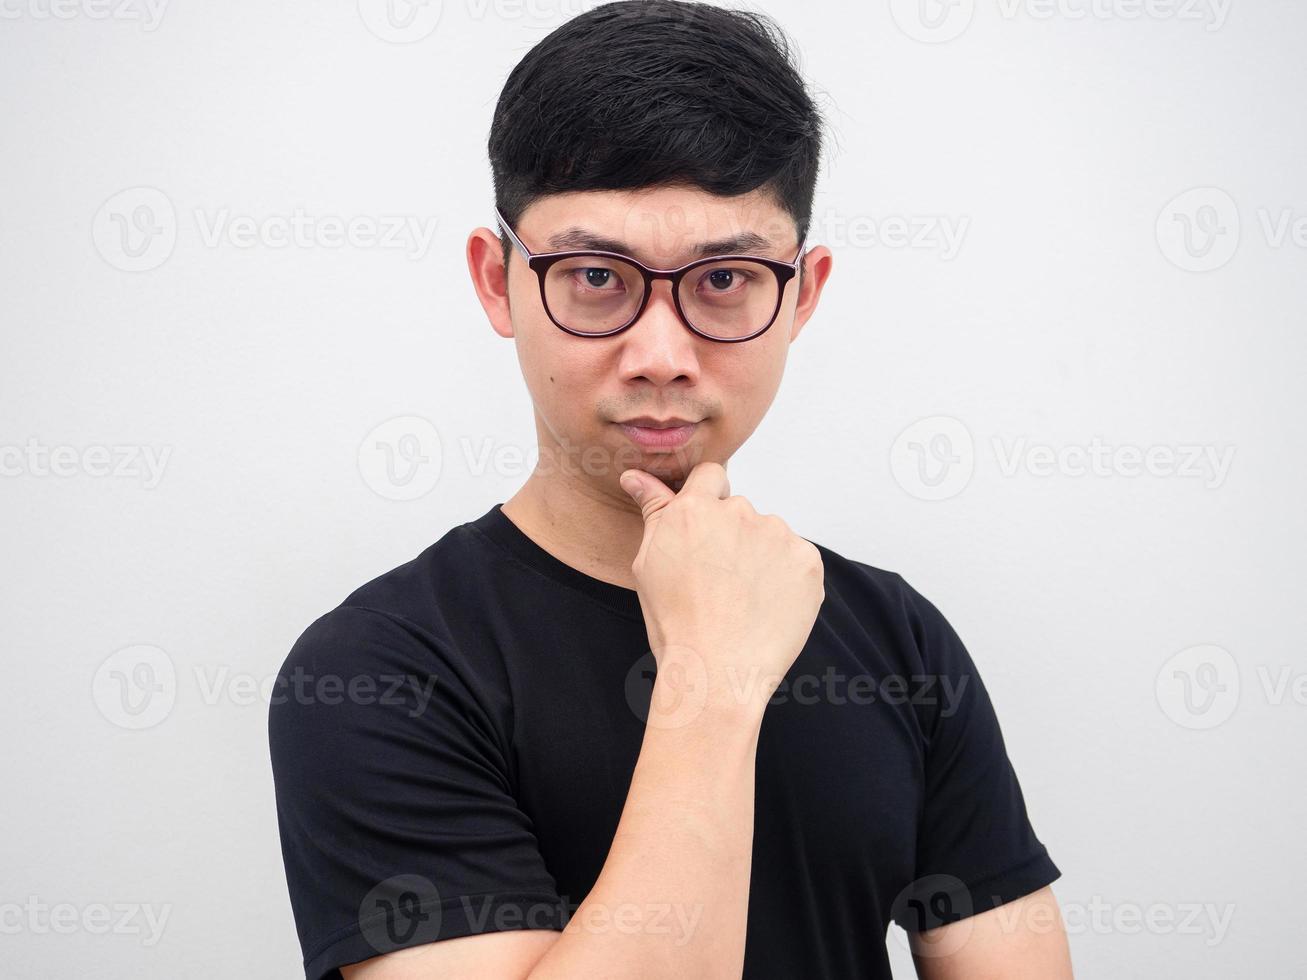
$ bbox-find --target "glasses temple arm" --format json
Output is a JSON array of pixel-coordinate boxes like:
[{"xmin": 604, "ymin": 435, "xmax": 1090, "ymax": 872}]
[{"xmin": 494, "ymin": 206, "xmax": 532, "ymax": 260}]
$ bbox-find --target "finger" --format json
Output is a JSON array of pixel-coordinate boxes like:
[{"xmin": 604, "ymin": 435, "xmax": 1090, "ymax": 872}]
[
  {"xmin": 619, "ymin": 469, "xmax": 676, "ymax": 521},
  {"xmin": 677, "ymin": 461, "xmax": 731, "ymax": 501}
]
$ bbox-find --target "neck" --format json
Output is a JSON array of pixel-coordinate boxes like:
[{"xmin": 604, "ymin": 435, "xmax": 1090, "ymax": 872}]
[
  {"xmin": 500, "ymin": 464, "xmax": 647, "ymax": 592},
  {"xmin": 501, "ymin": 405, "xmax": 724, "ymax": 590}
]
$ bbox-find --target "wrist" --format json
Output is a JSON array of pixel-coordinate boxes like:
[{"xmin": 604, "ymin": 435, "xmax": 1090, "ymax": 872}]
[{"xmin": 649, "ymin": 647, "xmax": 773, "ymax": 730}]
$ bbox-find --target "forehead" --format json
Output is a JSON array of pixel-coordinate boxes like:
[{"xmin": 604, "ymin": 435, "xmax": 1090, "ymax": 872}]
[{"xmin": 518, "ymin": 187, "xmax": 797, "ymax": 266}]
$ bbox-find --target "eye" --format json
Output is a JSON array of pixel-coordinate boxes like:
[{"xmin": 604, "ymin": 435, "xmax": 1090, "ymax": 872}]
[
  {"xmin": 699, "ymin": 266, "xmax": 759, "ymax": 292},
  {"xmin": 573, "ymin": 267, "xmax": 620, "ymax": 290}
]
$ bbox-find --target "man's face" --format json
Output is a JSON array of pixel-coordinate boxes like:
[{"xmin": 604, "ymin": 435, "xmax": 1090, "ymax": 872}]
[{"xmin": 470, "ymin": 184, "xmax": 832, "ymax": 495}]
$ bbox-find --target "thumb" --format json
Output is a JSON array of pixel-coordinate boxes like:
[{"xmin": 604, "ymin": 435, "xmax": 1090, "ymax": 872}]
[{"xmin": 619, "ymin": 469, "xmax": 674, "ymax": 518}]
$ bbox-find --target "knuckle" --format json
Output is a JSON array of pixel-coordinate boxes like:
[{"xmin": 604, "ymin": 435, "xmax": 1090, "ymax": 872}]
[
  {"xmin": 726, "ymin": 494, "xmax": 755, "ymax": 515},
  {"xmin": 801, "ymin": 542, "xmax": 823, "ymax": 569}
]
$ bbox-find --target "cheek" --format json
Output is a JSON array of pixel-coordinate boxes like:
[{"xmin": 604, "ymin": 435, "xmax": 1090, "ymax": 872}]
[
  {"xmin": 718, "ymin": 344, "xmax": 784, "ymax": 404},
  {"xmin": 514, "ymin": 310, "xmax": 564, "ymax": 389},
  {"xmin": 516, "ymin": 328, "xmax": 605, "ymax": 419},
  {"xmin": 709, "ymin": 350, "xmax": 787, "ymax": 444}
]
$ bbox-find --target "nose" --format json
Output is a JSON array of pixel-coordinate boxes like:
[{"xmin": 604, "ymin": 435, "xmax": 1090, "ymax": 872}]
[{"xmin": 614, "ymin": 279, "xmax": 703, "ymax": 387}]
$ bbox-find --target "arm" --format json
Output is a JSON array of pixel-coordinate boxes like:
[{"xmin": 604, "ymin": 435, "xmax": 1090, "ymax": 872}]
[
  {"xmin": 342, "ymin": 462, "xmax": 820, "ymax": 979},
  {"xmin": 528, "ymin": 668, "xmax": 764, "ymax": 978},
  {"xmin": 910, "ymin": 885, "xmax": 1074, "ymax": 980},
  {"xmin": 343, "ymin": 659, "xmax": 766, "ymax": 979},
  {"xmin": 885, "ymin": 573, "xmax": 1067, "ymax": 980}
]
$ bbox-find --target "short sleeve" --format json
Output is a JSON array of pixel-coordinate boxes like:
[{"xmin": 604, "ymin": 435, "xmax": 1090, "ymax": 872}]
[
  {"xmin": 891, "ymin": 576, "xmax": 1061, "ymax": 931},
  {"xmin": 268, "ymin": 604, "xmax": 565, "ymax": 980}
]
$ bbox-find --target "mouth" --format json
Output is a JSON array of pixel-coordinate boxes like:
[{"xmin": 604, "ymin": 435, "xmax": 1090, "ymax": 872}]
[{"xmin": 614, "ymin": 418, "xmax": 702, "ymax": 450}]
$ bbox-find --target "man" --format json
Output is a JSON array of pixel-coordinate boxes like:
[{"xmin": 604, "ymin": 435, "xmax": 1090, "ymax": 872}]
[{"xmin": 268, "ymin": 2, "xmax": 1074, "ymax": 977}]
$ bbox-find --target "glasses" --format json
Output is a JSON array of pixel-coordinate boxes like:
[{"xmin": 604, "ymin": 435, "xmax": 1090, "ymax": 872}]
[{"xmin": 495, "ymin": 206, "xmax": 806, "ymax": 343}]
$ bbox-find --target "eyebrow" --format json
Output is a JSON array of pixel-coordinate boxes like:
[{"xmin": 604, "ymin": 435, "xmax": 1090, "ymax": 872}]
[{"xmin": 543, "ymin": 227, "xmax": 779, "ymax": 262}]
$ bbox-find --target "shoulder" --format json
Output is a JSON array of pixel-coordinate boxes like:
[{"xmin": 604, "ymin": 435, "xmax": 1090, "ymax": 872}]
[
  {"xmin": 336, "ymin": 522, "xmax": 487, "ymax": 634},
  {"xmin": 809, "ymin": 538, "xmax": 906, "ymax": 602},
  {"xmin": 806, "ymin": 536, "xmax": 963, "ymax": 670},
  {"xmin": 281, "ymin": 519, "xmax": 493, "ymax": 672},
  {"xmin": 268, "ymin": 525, "xmax": 499, "ymax": 745}
]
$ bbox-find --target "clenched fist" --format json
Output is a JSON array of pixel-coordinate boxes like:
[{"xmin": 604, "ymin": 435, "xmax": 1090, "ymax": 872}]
[{"xmin": 619, "ymin": 461, "xmax": 825, "ymax": 713}]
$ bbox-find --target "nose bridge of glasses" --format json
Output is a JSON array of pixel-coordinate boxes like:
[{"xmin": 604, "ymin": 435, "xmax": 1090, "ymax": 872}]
[
  {"xmin": 645, "ymin": 264, "xmax": 702, "ymax": 308},
  {"xmin": 638, "ymin": 274, "xmax": 685, "ymax": 328}
]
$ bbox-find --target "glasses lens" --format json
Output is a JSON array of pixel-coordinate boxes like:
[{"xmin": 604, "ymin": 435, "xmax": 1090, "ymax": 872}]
[
  {"xmin": 544, "ymin": 256, "xmax": 645, "ymax": 334},
  {"xmin": 542, "ymin": 255, "xmax": 783, "ymax": 340},
  {"xmin": 678, "ymin": 259, "xmax": 780, "ymax": 340}
]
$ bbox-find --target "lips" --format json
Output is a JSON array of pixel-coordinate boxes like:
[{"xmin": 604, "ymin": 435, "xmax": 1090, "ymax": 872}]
[
  {"xmin": 615, "ymin": 419, "xmax": 700, "ymax": 450},
  {"xmin": 617, "ymin": 416, "xmax": 700, "ymax": 429}
]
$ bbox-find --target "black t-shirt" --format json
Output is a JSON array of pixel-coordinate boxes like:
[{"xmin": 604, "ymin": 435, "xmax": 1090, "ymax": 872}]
[{"xmin": 268, "ymin": 502, "xmax": 1060, "ymax": 979}]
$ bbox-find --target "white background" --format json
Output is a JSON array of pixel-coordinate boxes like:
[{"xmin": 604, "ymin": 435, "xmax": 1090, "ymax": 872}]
[{"xmin": 1, "ymin": 0, "xmax": 1303, "ymax": 977}]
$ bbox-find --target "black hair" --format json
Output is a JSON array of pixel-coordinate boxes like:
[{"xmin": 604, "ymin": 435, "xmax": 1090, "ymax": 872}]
[{"xmin": 487, "ymin": 0, "xmax": 829, "ymax": 277}]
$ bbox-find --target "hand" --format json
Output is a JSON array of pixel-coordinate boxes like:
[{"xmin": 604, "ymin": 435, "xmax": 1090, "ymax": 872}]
[{"xmin": 619, "ymin": 461, "xmax": 825, "ymax": 712}]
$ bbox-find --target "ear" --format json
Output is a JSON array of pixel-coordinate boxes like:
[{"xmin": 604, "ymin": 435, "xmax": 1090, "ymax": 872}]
[
  {"xmin": 788, "ymin": 244, "xmax": 833, "ymax": 343},
  {"xmin": 467, "ymin": 227, "xmax": 516, "ymax": 339}
]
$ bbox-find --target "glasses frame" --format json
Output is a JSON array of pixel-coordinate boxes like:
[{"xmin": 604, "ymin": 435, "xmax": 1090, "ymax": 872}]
[{"xmin": 495, "ymin": 205, "xmax": 806, "ymax": 344}]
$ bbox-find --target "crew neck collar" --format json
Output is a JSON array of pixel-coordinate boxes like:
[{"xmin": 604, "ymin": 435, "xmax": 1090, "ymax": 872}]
[{"xmin": 467, "ymin": 502, "xmax": 645, "ymax": 623}]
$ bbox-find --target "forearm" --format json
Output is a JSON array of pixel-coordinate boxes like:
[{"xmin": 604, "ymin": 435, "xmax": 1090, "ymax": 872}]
[{"xmin": 528, "ymin": 666, "xmax": 765, "ymax": 980}]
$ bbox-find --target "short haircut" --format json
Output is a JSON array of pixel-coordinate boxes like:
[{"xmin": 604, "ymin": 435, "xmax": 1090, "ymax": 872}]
[{"xmin": 487, "ymin": 0, "xmax": 829, "ymax": 276}]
